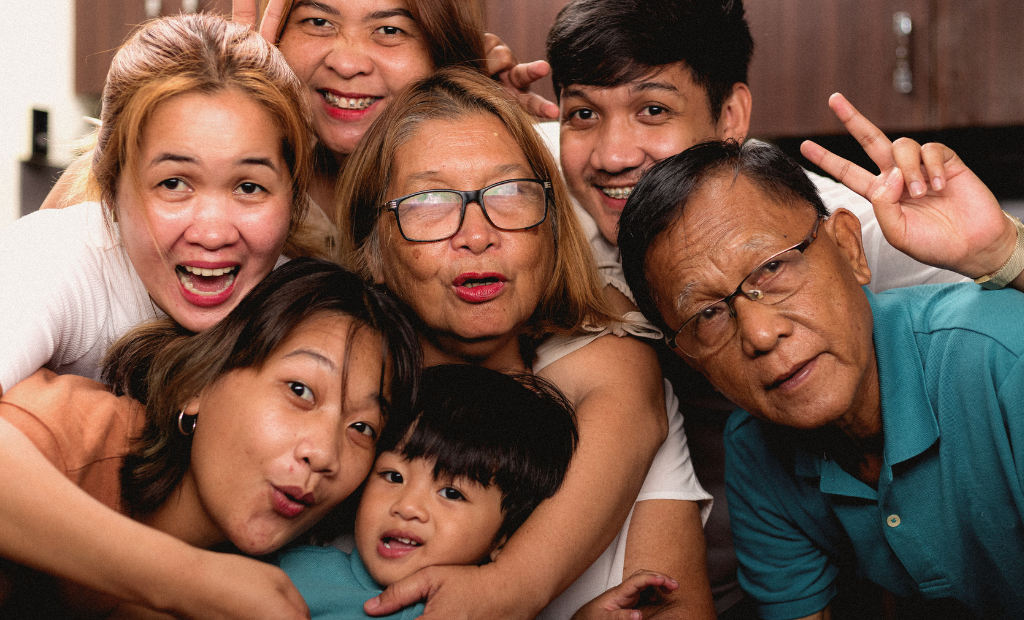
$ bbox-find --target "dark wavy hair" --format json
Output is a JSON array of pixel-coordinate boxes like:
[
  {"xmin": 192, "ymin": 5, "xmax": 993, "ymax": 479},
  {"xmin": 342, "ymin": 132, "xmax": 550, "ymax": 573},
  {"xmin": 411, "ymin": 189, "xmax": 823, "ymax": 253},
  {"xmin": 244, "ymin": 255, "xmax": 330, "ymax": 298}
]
[
  {"xmin": 618, "ymin": 140, "xmax": 829, "ymax": 336},
  {"xmin": 547, "ymin": 0, "xmax": 753, "ymax": 122},
  {"xmin": 379, "ymin": 364, "xmax": 578, "ymax": 544},
  {"xmin": 105, "ymin": 258, "xmax": 421, "ymax": 518}
]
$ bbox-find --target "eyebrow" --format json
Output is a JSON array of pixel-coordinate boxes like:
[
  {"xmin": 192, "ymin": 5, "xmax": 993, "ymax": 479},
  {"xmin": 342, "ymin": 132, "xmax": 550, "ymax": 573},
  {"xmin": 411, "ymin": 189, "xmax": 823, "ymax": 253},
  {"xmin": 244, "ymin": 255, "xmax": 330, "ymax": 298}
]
[
  {"xmin": 365, "ymin": 8, "xmax": 414, "ymax": 21},
  {"xmin": 561, "ymin": 79, "xmax": 681, "ymax": 101},
  {"xmin": 283, "ymin": 349, "xmax": 339, "ymax": 373},
  {"xmin": 290, "ymin": 1, "xmax": 340, "ymax": 16},
  {"xmin": 403, "ymin": 163, "xmax": 530, "ymax": 186},
  {"xmin": 149, "ymin": 153, "xmax": 280, "ymax": 173}
]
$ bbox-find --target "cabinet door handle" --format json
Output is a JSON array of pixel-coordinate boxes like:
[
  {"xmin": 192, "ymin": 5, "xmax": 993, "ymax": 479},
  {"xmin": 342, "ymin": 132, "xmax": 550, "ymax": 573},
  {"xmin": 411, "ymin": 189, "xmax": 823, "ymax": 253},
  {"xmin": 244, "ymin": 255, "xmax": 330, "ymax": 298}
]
[{"xmin": 893, "ymin": 11, "xmax": 913, "ymax": 94}]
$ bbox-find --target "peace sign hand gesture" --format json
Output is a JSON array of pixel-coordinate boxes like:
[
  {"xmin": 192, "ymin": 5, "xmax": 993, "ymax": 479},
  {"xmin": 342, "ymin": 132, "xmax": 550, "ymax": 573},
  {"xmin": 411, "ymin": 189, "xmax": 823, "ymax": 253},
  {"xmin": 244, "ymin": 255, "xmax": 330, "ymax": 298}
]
[{"xmin": 800, "ymin": 93, "xmax": 1019, "ymax": 286}]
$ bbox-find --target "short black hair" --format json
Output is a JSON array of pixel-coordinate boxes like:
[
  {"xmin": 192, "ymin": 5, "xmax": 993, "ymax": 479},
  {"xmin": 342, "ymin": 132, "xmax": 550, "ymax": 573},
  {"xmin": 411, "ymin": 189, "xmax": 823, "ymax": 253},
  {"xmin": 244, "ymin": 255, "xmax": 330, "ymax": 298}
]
[
  {"xmin": 618, "ymin": 140, "xmax": 829, "ymax": 336},
  {"xmin": 547, "ymin": 0, "xmax": 754, "ymax": 121},
  {"xmin": 378, "ymin": 364, "xmax": 578, "ymax": 544}
]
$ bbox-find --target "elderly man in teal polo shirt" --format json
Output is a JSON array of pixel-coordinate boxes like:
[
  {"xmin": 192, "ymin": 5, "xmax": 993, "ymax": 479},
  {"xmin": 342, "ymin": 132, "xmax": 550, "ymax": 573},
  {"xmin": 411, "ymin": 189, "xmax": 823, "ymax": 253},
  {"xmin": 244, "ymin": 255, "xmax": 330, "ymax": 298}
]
[{"xmin": 618, "ymin": 96, "xmax": 1024, "ymax": 619}]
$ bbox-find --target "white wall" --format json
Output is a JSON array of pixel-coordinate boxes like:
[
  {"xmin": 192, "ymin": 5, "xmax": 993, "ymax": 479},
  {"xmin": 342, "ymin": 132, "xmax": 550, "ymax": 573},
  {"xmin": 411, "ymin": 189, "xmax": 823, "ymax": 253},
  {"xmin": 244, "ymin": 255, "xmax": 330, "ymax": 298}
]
[{"xmin": 1, "ymin": 1, "xmax": 95, "ymax": 232}]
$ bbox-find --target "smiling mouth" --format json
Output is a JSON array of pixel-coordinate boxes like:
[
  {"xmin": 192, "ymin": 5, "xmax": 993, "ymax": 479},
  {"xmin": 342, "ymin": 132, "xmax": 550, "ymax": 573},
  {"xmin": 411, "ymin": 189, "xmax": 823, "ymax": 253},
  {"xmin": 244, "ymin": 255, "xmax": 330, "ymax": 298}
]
[
  {"xmin": 600, "ymin": 186, "xmax": 634, "ymax": 200},
  {"xmin": 382, "ymin": 536, "xmax": 422, "ymax": 549},
  {"xmin": 320, "ymin": 91, "xmax": 380, "ymax": 110},
  {"xmin": 176, "ymin": 265, "xmax": 238, "ymax": 296}
]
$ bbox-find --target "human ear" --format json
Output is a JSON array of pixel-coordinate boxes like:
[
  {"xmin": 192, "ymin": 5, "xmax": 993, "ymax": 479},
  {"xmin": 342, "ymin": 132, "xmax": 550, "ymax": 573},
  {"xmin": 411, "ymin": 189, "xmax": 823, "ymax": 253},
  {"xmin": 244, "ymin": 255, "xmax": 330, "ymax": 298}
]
[
  {"xmin": 716, "ymin": 83, "xmax": 752, "ymax": 142},
  {"xmin": 183, "ymin": 396, "xmax": 201, "ymax": 417},
  {"xmin": 488, "ymin": 534, "xmax": 508, "ymax": 563},
  {"xmin": 826, "ymin": 208, "xmax": 872, "ymax": 285}
]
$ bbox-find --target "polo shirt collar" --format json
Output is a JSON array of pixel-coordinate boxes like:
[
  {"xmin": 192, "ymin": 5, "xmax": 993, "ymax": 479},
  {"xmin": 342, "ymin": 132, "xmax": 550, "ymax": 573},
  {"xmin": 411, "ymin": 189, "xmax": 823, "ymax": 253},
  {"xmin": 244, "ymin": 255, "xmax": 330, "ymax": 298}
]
[
  {"xmin": 350, "ymin": 547, "xmax": 386, "ymax": 592},
  {"xmin": 794, "ymin": 288, "xmax": 939, "ymax": 498},
  {"xmin": 867, "ymin": 288, "xmax": 940, "ymax": 466}
]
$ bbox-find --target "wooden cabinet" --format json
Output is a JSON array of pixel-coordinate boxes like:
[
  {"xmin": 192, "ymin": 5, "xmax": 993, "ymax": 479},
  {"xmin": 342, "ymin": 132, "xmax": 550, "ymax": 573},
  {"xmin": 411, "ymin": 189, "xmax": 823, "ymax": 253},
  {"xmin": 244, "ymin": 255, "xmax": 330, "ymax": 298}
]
[
  {"xmin": 481, "ymin": 0, "xmax": 570, "ymax": 104},
  {"xmin": 745, "ymin": 0, "xmax": 1024, "ymax": 137},
  {"xmin": 76, "ymin": 0, "xmax": 230, "ymax": 96}
]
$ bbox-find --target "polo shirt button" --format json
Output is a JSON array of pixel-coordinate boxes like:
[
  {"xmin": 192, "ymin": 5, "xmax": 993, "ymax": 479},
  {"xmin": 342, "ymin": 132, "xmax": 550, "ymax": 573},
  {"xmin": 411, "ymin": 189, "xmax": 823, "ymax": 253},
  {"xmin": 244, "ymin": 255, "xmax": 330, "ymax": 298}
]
[{"xmin": 887, "ymin": 514, "xmax": 901, "ymax": 527}]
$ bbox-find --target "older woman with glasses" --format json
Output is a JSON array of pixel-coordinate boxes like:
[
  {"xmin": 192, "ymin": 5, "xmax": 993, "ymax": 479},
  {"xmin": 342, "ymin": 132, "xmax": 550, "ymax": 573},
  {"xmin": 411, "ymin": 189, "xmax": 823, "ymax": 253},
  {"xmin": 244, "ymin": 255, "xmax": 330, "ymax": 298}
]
[{"xmin": 337, "ymin": 67, "xmax": 714, "ymax": 620}]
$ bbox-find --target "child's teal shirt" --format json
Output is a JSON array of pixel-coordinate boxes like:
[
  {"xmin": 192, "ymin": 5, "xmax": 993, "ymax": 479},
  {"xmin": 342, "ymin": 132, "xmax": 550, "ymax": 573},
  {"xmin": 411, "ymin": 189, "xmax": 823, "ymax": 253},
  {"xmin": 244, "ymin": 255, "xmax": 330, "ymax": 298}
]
[{"xmin": 278, "ymin": 545, "xmax": 425, "ymax": 619}]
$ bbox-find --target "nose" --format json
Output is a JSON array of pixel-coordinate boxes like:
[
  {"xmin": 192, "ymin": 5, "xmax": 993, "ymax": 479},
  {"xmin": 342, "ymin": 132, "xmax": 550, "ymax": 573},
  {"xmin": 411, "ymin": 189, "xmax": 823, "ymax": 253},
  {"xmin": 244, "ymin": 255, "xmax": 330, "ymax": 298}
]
[
  {"xmin": 590, "ymin": 116, "xmax": 646, "ymax": 175},
  {"xmin": 295, "ymin": 421, "xmax": 341, "ymax": 476},
  {"xmin": 183, "ymin": 196, "xmax": 241, "ymax": 250},
  {"xmin": 391, "ymin": 484, "xmax": 429, "ymax": 523},
  {"xmin": 323, "ymin": 36, "xmax": 374, "ymax": 79},
  {"xmin": 733, "ymin": 297, "xmax": 793, "ymax": 358},
  {"xmin": 450, "ymin": 201, "xmax": 501, "ymax": 254}
]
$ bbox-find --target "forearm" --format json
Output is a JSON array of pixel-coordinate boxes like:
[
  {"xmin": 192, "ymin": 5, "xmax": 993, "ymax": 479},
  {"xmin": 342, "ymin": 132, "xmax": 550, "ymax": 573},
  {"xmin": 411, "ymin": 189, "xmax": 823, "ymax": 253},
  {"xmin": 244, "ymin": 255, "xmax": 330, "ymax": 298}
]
[
  {"xmin": 0, "ymin": 418, "xmax": 200, "ymax": 611},
  {"xmin": 622, "ymin": 500, "xmax": 715, "ymax": 620},
  {"xmin": 495, "ymin": 336, "xmax": 666, "ymax": 613}
]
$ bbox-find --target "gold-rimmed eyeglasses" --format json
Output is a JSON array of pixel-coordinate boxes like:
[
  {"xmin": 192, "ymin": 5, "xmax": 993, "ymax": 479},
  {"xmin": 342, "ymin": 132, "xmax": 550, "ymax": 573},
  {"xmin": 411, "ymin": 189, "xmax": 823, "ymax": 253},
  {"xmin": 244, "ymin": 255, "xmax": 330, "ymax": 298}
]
[{"xmin": 666, "ymin": 215, "xmax": 827, "ymax": 358}]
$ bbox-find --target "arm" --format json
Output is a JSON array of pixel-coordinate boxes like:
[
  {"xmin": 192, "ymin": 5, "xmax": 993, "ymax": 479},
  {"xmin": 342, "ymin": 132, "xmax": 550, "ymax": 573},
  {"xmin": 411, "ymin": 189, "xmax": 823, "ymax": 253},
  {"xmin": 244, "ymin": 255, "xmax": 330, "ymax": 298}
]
[
  {"xmin": 621, "ymin": 500, "xmax": 715, "ymax": 620},
  {"xmin": 571, "ymin": 570, "xmax": 680, "ymax": 620},
  {"xmin": 0, "ymin": 417, "xmax": 309, "ymax": 620},
  {"xmin": 800, "ymin": 93, "xmax": 1023, "ymax": 292},
  {"xmin": 366, "ymin": 333, "xmax": 667, "ymax": 619}
]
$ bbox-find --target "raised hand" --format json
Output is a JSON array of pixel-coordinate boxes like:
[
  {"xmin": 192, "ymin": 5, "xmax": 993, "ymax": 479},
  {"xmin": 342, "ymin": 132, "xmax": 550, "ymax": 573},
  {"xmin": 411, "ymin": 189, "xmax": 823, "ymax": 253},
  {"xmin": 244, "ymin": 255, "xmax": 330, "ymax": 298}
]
[
  {"xmin": 484, "ymin": 33, "xmax": 560, "ymax": 120},
  {"xmin": 800, "ymin": 93, "xmax": 1015, "ymax": 281},
  {"xmin": 231, "ymin": 0, "xmax": 289, "ymax": 44},
  {"xmin": 570, "ymin": 570, "xmax": 680, "ymax": 620}
]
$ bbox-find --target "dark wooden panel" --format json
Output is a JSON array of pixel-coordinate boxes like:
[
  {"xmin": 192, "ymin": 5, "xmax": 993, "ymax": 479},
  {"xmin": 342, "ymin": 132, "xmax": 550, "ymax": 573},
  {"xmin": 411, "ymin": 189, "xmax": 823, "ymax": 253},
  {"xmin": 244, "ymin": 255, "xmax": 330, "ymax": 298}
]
[
  {"xmin": 482, "ymin": 0, "xmax": 570, "ymax": 104},
  {"xmin": 75, "ymin": 0, "xmax": 148, "ymax": 95},
  {"xmin": 934, "ymin": 0, "xmax": 1024, "ymax": 128},
  {"xmin": 746, "ymin": 0, "xmax": 931, "ymax": 138}
]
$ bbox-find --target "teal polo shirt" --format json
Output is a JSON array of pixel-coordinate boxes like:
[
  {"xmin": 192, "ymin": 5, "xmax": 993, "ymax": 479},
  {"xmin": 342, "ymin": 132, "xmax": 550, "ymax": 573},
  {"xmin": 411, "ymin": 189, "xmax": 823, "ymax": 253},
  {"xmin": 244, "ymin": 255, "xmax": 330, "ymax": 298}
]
[
  {"xmin": 725, "ymin": 284, "xmax": 1024, "ymax": 620},
  {"xmin": 277, "ymin": 545, "xmax": 424, "ymax": 620}
]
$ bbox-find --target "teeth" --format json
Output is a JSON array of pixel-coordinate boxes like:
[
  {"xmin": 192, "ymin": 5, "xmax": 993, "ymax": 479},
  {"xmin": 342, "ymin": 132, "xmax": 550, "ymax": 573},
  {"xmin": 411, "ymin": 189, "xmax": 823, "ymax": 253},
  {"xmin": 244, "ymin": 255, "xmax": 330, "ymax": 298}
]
[
  {"xmin": 177, "ymin": 267, "xmax": 236, "ymax": 296},
  {"xmin": 182, "ymin": 265, "xmax": 234, "ymax": 277},
  {"xmin": 383, "ymin": 537, "xmax": 421, "ymax": 548},
  {"xmin": 322, "ymin": 91, "xmax": 379, "ymax": 110},
  {"xmin": 601, "ymin": 186, "xmax": 634, "ymax": 200}
]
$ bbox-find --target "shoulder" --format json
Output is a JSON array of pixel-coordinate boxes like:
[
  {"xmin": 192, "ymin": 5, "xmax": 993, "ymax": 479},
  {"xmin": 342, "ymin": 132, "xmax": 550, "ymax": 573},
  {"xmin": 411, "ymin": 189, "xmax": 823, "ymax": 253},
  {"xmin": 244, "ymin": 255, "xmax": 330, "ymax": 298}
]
[
  {"xmin": 536, "ymin": 331, "xmax": 661, "ymax": 403},
  {"xmin": 870, "ymin": 283, "xmax": 1024, "ymax": 357}
]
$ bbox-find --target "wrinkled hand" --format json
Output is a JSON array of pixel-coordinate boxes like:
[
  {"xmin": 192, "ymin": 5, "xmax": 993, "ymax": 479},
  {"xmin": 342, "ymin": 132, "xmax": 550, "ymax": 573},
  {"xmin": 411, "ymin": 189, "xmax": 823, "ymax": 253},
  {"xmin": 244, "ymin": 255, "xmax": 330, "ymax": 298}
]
[
  {"xmin": 570, "ymin": 570, "xmax": 680, "ymax": 620},
  {"xmin": 484, "ymin": 33, "xmax": 560, "ymax": 120},
  {"xmin": 800, "ymin": 93, "xmax": 1013, "ymax": 279},
  {"xmin": 232, "ymin": 0, "xmax": 288, "ymax": 44},
  {"xmin": 171, "ymin": 552, "xmax": 309, "ymax": 620}
]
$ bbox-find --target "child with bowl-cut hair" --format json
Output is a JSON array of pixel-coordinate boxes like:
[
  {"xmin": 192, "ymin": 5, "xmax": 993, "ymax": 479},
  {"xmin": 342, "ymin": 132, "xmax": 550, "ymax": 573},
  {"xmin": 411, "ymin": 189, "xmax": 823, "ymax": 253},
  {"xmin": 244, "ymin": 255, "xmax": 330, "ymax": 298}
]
[{"xmin": 279, "ymin": 364, "xmax": 678, "ymax": 619}]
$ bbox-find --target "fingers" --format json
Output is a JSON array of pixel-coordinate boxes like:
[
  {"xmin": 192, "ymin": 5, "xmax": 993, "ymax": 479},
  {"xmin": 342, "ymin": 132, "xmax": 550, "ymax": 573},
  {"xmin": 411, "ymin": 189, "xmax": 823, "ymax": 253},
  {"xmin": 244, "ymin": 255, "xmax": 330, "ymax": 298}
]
[
  {"xmin": 508, "ymin": 60, "xmax": 551, "ymax": 90},
  {"xmin": 364, "ymin": 570, "xmax": 432, "ymax": 616},
  {"xmin": 517, "ymin": 92, "xmax": 561, "ymax": 120},
  {"xmin": 827, "ymin": 93, "xmax": 896, "ymax": 172},
  {"xmin": 921, "ymin": 141, "xmax": 953, "ymax": 191},
  {"xmin": 799, "ymin": 139, "xmax": 875, "ymax": 197},
  {"xmin": 258, "ymin": 0, "xmax": 289, "ymax": 44},
  {"xmin": 484, "ymin": 34, "xmax": 518, "ymax": 77},
  {"xmin": 232, "ymin": 0, "xmax": 258, "ymax": 28},
  {"xmin": 600, "ymin": 570, "xmax": 679, "ymax": 609}
]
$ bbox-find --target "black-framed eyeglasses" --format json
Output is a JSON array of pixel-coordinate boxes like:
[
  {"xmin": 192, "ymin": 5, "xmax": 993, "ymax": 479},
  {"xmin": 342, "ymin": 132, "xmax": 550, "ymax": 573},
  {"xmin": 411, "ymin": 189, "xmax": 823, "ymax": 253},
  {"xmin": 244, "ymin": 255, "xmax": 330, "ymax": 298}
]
[
  {"xmin": 666, "ymin": 215, "xmax": 826, "ymax": 359},
  {"xmin": 382, "ymin": 179, "xmax": 551, "ymax": 242}
]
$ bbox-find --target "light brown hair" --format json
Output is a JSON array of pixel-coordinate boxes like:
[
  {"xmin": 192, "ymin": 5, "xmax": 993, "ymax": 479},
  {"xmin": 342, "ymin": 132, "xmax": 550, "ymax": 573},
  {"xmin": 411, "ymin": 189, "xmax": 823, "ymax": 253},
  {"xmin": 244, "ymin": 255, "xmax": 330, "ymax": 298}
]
[
  {"xmin": 90, "ymin": 13, "xmax": 314, "ymax": 241},
  {"xmin": 337, "ymin": 67, "xmax": 616, "ymax": 347}
]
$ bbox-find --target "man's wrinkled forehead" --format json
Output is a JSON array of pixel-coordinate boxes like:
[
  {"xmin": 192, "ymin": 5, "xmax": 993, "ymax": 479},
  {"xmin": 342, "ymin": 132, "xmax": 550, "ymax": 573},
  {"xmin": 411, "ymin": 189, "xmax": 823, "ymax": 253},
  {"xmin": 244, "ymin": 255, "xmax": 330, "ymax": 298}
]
[{"xmin": 558, "ymin": 62, "xmax": 694, "ymax": 100}]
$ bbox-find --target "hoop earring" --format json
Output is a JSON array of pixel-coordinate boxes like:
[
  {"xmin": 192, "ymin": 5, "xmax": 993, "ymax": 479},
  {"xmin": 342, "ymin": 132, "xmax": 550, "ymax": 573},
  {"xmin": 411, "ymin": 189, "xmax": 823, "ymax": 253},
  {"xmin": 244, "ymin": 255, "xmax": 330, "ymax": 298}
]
[{"xmin": 177, "ymin": 410, "xmax": 197, "ymax": 436}]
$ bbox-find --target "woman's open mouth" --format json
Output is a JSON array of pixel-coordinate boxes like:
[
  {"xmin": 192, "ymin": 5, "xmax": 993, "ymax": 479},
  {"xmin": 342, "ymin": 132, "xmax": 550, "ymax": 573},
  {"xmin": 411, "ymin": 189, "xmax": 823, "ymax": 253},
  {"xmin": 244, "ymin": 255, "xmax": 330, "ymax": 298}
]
[
  {"xmin": 453, "ymin": 273, "xmax": 506, "ymax": 303},
  {"xmin": 176, "ymin": 264, "xmax": 239, "ymax": 307},
  {"xmin": 320, "ymin": 90, "xmax": 381, "ymax": 111}
]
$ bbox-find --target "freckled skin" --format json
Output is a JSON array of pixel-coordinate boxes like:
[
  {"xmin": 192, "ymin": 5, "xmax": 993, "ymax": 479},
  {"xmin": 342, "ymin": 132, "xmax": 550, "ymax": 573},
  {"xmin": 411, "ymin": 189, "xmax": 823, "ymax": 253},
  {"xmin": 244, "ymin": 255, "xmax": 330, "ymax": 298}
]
[{"xmin": 376, "ymin": 113, "xmax": 556, "ymax": 367}]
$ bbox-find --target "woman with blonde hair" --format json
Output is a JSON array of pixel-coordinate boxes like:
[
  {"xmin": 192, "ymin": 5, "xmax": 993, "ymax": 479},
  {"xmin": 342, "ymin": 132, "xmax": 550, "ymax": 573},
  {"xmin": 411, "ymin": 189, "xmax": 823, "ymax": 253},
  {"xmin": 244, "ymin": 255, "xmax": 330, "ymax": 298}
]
[
  {"xmin": 340, "ymin": 67, "xmax": 713, "ymax": 620},
  {"xmin": 0, "ymin": 12, "xmax": 315, "ymax": 395}
]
